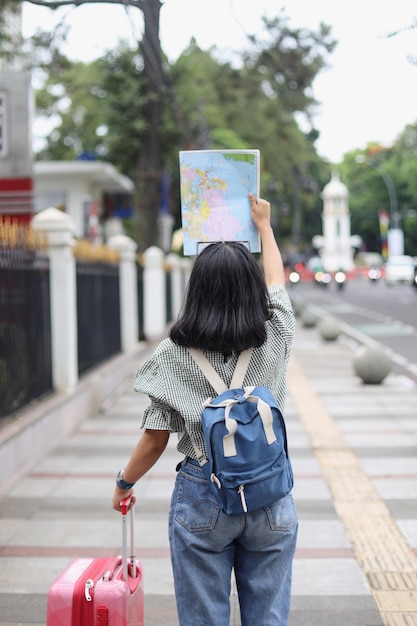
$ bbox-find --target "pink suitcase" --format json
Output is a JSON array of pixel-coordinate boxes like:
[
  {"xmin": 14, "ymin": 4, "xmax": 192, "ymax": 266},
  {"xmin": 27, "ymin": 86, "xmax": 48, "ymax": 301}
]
[{"xmin": 47, "ymin": 498, "xmax": 144, "ymax": 625}]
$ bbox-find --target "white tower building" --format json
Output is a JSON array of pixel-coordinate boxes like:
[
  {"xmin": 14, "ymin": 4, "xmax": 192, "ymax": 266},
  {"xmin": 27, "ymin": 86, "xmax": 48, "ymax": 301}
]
[{"xmin": 312, "ymin": 172, "xmax": 361, "ymax": 272}]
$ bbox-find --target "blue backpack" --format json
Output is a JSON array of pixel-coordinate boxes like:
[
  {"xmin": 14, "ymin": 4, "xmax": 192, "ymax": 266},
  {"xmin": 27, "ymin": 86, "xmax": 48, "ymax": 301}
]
[{"xmin": 188, "ymin": 347, "xmax": 293, "ymax": 515}]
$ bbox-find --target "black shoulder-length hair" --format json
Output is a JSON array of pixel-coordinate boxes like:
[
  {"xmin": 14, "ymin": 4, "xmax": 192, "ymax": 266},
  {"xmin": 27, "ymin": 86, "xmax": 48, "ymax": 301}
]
[{"xmin": 169, "ymin": 242, "xmax": 271, "ymax": 355}]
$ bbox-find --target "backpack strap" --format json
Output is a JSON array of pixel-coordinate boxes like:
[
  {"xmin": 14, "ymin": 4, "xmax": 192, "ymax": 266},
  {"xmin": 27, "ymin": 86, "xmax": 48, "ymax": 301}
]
[
  {"xmin": 186, "ymin": 347, "xmax": 253, "ymax": 468},
  {"xmin": 187, "ymin": 347, "xmax": 253, "ymax": 393},
  {"xmin": 187, "ymin": 348, "xmax": 228, "ymax": 395},
  {"xmin": 230, "ymin": 348, "xmax": 253, "ymax": 388}
]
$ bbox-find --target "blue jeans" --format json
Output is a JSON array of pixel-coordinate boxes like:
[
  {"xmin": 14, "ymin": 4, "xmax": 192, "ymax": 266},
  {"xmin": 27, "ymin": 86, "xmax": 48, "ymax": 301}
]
[{"xmin": 169, "ymin": 459, "xmax": 298, "ymax": 626}]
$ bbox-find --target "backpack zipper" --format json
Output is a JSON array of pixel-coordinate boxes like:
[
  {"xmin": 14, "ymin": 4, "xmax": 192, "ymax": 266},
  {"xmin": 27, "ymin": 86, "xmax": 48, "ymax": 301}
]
[
  {"xmin": 210, "ymin": 473, "xmax": 221, "ymax": 489},
  {"xmin": 238, "ymin": 484, "xmax": 248, "ymax": 513}
]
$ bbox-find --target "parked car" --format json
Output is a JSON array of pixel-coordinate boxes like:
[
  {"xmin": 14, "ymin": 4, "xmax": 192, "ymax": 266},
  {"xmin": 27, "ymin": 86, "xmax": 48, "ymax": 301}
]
[{"xmin": 385, "ymin": 255, "xmax": 415, "ymax": 286}]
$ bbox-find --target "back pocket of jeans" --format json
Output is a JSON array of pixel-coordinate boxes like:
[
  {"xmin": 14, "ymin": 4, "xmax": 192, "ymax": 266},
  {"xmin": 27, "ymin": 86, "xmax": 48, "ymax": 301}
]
[
  {"xmin": 174, "ymin": 472, "xmax": 220, "ymax": 532},
  {"xmin": 265, "ymin": 493, "xmax": 298, "ymax": 532}
]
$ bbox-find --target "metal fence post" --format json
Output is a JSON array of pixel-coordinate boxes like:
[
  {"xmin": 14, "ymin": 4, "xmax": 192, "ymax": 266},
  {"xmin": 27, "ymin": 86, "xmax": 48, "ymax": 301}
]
[
  {"xmin": 143, "ymin": 246, "xmax": 166, "ymax": 339},
  {"xmin": 32, "ymin": 208, "xmax": 78, "ymax": 391},
  {"xmin": 108, "ymin": 234, "xmax": 138, "ymax": 353}
]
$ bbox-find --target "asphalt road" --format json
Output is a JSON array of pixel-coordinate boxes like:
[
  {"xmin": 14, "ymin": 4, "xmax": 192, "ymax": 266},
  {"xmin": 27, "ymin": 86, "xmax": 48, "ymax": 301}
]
[{"xmin": 291, "ymin": 275, "xmax": 417, "ymax": 381}]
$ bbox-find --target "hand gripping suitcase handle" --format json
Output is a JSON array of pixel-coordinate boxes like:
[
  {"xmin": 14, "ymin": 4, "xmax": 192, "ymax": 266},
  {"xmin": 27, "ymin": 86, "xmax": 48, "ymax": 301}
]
[{"xmin": 120, "ymin": 496, "xmax": 137, "ymax": 581}]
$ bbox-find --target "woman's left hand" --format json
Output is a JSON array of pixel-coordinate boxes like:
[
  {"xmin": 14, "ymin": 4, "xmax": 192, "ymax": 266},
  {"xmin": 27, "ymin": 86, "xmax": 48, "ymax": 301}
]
[{"xmin": 112, "ymin": 487, "xmax": 136, "ymax": 512}]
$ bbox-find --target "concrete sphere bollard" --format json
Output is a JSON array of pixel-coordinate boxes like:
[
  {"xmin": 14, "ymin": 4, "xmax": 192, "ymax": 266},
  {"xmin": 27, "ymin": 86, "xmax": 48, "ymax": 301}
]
[
  {"xmin": 353, "ymin": 345, "xmax": 391, "ymax": 384},
  {"xmin": 290, "ymin": 295, "xmax": 306, "ymax": 317},
  {"xmin": 318, "ymin": 317, "xmax": 341, "ymax": 341},
  {"xmin": 301, "ymin": 308, "xmax": 318, "ymax": 328}
]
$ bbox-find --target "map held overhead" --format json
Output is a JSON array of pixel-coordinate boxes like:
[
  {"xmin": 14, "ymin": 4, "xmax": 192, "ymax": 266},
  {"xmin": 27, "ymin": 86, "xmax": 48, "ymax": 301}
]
[{"xmin": 179, "ymin": 150, "xmax": 260, "ymax": 255}]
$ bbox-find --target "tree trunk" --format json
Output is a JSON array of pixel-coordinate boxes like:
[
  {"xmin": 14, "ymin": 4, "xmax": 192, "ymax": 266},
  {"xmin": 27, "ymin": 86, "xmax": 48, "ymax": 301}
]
[{"xmin": 134, "ymin": 0, "xmax": 164, "ymax": 251}]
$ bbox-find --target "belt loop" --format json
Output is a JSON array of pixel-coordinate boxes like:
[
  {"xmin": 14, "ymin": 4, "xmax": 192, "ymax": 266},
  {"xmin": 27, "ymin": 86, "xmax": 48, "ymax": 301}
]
[{"xmin": 176, "ymin": 457, "xmax": 189, "ymax": 471}]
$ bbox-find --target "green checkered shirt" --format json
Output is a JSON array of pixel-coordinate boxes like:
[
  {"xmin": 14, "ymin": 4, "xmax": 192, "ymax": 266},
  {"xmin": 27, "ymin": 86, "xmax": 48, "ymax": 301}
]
[{"xmin": 134, "ymin": 284, "xmax": 295, "ymax": 459}]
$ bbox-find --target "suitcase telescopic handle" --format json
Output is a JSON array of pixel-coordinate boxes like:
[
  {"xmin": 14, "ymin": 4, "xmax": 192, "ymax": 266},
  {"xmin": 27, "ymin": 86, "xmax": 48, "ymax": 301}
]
[{"xmin": 120, "ymin": 497, "xmax": 137, "ymax": 581}]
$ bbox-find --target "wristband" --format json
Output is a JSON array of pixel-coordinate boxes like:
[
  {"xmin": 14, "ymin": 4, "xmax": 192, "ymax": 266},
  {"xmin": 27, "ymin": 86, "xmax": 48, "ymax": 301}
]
[{"xmin": 116, "ymin": 469, "xmax": 135, "ymax": 490}]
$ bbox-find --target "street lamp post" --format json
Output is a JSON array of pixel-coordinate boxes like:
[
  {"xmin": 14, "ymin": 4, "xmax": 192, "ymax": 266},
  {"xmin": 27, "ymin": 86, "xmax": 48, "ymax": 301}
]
[{"xmin": 355, "ymin": 155, "xmax": 403, "ymax": 257}]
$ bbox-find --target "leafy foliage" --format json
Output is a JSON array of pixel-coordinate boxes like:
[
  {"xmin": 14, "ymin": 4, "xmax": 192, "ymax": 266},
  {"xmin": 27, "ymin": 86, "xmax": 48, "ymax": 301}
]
[
  {"xmin": 0, "ymin": 0, "xmax": 23, "ymax": 65},
  {"xmin": 5, "ymin": 1, "xmax": 338, "ymax": 252},
  {"xmin": 339, "ymin": 137, "xmax": 417, "ymax": 256},
  {"xmin": 3, "ymin": 1, "xmax": 417, "ymax": 255},
  {"xmin": 26, "ymin": 7, "xmax": 336, "ymax": 250}
]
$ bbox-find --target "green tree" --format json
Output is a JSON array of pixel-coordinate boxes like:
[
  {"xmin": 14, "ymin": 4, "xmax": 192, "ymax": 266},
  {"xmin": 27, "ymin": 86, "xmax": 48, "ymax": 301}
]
[
  {"xmin": 6, "ymin": 1, "xmax": 336, "ymax": 252},
  {"xmin": 169, "ymin": 16, "xmax": 335, "ymax": 248},
  {"xmin": 34, "ymin": 44, "xmax": 109, "ymax": 159},
  {"xmin": 11, "ymin": 0, "xmax": 168, "ymax": 250},
  {"xmin": 0, "ymin": 0, "xmax": 22, "ymax": 65},
  {"xmin": 340, "ymin": 140, "xmax": 417, "ymax": 257},
  {"xmin": 389, "ymin": 123, "xmax": 417, "ymax": 254}
]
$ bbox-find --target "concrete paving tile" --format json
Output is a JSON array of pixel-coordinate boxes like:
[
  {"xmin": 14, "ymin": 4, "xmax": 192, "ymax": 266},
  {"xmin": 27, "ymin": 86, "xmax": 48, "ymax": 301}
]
[
  {"xmin": 354, "ymin": 446, "xmax": 417, "ymax": 458},
  {"xmin": 321, "ymin": 394, "xmax": 417, "ymax": 416},
  {"xmin": 79, "ymin": 418, "xmax": 143, "ymax": 432},
  {"xmin": 335, "ymin": 415, "xmax": 417, "ymax": 426},
  {"xmin": 60, "ymin": 433, "xmax": 141, "ymax": 448},
  {"xmin": 291, "ymin": 457, "xmax": 323, "ymax": 476},
  {"xmin": 7, "ymin": 478, "xmax": 62, "ymax": 499},
  {"xmin": 360, "ymin": 457, "xmax": 417, "ymax": 475},
  {"xmin": 292, "ymin": 478, "xmax": 332, "ymax": 500},
  {"xmin": 296, "ymin": 520, "xmax": 352, "ymax": 549},
  {"xmin": 372, "ymin": 478, "xmax": 417, "ymax": 499},
  {"xmin": 289, "ymin": 596, "xmax": 383, "ymax": 626},
  {"xmin": 284, "ymin": 415, "xmax": 305, "ymax": 427},
  {"xmin": 325, "ymin": 404, "xmax": 417, "ymax": 419},
  {"xmin": 1, "ymin": 518, "xmax": 122, "ymax": 547},
  {"xmin": 4, "ymin": 496, "xmax": 159, "ymax": 523},
  {"xmin": 136, "ymin": 520, "xmax": 169, "ymax": 548},
  {"xmin": 397, "ymin": 418, "xmax": 417, "ymax": 431},
  {"xmin": 336, "ymin": 418, "xmax": 410, "ymax": 431},
  {"xmin": 0, "ymin": 593, "xmax": 47, "ymax": 625},
  {"xmin": 290, "ymin": 447, "xmax": 319, "ymax": 458},
  {"xmin": 101, "ymin": 409, "xmax": 145, "ymax": 420},
  {"xmin": 143, "ymin": 595, "xmax": 179, "ymax": 626},
  {"xmin": 141, "ymin": 558, "xmax": 174, "ymax": 594},
  {"xmin": 31, "ymin": 456, "xmax": 78, "ymax": 473},
  {"xmin": 0, "ymin": 623, "xmax": 44, "ymax": 626},
  {"xmin": 56, "ymin": 445, "xmax": 136, "ymax": 460},
  {"xmin": 31, "ymin": 456, "xmax": 127, "ymax": 475},
  {"xmin": 292, "ymin": 559, "xmax": 371, "ymax": 595},
  {"xmin": 0, "ymin": 623, "xmax": 45, "ymax": 626},
  {"xmin": 0, "ymin": 520, "xmax": 25, "ymax": 544},
  {"xmin": 0, "ymin": 557, "xmax": 73, "ymax": 593},
  {"xmin": 53, "ymin": 480, "xmax": 118, "ymax": 500},
  {"xmin": 285, "ymin": 432, "xmax": 311, "ymax": 448},
  {"xmin": 0, "ymin": 498, "xmax": 47, "ymax": 519},
  {"xmin": 397, "ymin": 519, "xmax": 417, "ymax": 548},
  {"xmin": 8, "ymin": 477, "xmax": 114, "ymax": 500},
  {"xmin": 386, "ymin": 499, "xmax": 417, "ymax": 519},
  {"xmin": 140, "ymin": 483, "xmax": 177, "ymax": 501},
  {"xmin": 345, "ymin": 433, "xmax": 417, "ymax": 447},
  {"xmin": 147, "ymin": 454, "xmax": 182, "ymax": 475},
  {"xmin": 295, "ymin": 500, "xmax": 338, "ymax": 520}
]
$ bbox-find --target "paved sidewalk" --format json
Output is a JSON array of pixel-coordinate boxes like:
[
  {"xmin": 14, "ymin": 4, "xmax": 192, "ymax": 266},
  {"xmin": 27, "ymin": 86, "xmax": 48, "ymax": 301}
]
[{"xmin": 0, "ymin": 320, "xmax": 417, "ymax": 625}]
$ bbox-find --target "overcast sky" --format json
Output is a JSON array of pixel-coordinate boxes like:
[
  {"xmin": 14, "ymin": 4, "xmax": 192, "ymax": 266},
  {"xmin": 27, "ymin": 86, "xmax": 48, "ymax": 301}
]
[{"xmin": 22, "ymin": 0, "xmax": 417, "ymax": 163}]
